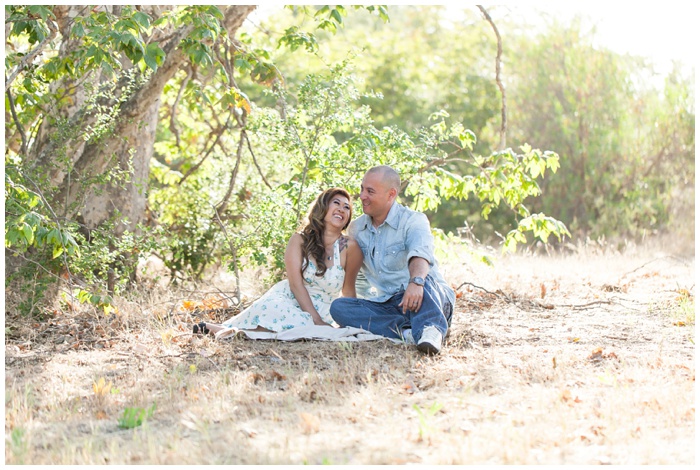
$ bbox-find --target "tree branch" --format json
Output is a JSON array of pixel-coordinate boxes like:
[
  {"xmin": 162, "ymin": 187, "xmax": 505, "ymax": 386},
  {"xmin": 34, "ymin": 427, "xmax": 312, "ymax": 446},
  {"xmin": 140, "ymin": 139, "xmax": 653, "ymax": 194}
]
[
  {"xmin": 242, "ymin": 131, "xmax": 272, "ymax": 190},
  {"xmin": 210, "ymin": 203, "xmax": 242, "ymax": 303},
  {"xmin": 5, "ymin": 18, "xmax": 58, "ymax": 92},
  {"xmin": 477, "ymin": 5, "xmax": 507, "ymax": 151},
  {"xmin": 169, "ymin": 66, "xmax": 193, "ymax": 148},
  {"xmin": 178, "ymin": 111, "xmax": 233, "ymax": 185},
  {"xmin": 215, "ymin": 126, "xmax": 245, "ymax": 216},
  {"xmin": 6, "ymin": 90, "xmax": 28, "ymax": 155}
]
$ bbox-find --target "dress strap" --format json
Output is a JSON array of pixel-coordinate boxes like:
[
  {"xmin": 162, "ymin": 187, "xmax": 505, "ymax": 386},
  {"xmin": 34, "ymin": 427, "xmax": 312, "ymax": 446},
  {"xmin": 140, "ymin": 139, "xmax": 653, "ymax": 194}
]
[{"xmin": 333, "ymin": 237, "xmax": 341, "ymax": 264}]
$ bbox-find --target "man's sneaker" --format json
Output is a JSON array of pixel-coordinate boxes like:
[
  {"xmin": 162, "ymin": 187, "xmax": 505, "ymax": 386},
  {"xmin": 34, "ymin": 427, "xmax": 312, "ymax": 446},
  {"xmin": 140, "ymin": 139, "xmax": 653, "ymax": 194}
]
[
  {"xmin": 402, "ymin": 329, "xmax": 415, "ymax": 345},
  {"xmin": 416, "ymin": 325, "xmax": 442, "ymax": 355}
]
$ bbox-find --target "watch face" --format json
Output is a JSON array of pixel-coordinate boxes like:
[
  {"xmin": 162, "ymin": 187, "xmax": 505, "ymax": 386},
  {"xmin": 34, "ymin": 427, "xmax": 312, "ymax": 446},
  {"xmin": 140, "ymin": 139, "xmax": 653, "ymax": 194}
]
[{"xmin": 412, "ymin": 276, "xmax": 425, "ymax": 286}]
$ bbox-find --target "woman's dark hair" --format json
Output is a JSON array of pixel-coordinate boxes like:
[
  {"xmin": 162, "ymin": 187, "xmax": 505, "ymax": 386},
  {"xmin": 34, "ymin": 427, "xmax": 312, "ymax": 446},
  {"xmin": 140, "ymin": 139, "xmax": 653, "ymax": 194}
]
[{"xmin": 300, "ymin": 187, "xmax": 352, "ymax": 277}]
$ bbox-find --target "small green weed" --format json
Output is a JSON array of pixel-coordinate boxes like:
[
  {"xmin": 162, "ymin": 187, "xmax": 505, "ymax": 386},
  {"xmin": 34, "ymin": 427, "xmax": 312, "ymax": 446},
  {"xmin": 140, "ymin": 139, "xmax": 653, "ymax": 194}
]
[
  {"xmin": 118, "ymin": 403, "xmax": 156, "ymax": 429},
  {"xmin": 413, "ymin": 401, "xmax": 443, "ymax": 441},
  {"xmin": 672, "ymin": 291, "xmax": 695, "ymax": 325},
  {"xmin": 9, "ymin": 427, "xmax": 28, "ymax": 463}
]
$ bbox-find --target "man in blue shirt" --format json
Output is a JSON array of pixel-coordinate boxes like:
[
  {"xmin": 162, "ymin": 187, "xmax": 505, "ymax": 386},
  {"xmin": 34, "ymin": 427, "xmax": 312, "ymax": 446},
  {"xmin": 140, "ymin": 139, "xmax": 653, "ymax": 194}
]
[{"xmin": 330, "ymin": 165, "xmax": 454, "ymax": 354}]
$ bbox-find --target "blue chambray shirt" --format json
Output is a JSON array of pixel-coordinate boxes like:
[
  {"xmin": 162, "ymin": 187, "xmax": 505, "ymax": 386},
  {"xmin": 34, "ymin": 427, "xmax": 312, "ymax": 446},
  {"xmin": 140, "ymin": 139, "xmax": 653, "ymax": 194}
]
[{"xmin": 348, "ymin": 202, "xmax": 455, "ymax": 306}]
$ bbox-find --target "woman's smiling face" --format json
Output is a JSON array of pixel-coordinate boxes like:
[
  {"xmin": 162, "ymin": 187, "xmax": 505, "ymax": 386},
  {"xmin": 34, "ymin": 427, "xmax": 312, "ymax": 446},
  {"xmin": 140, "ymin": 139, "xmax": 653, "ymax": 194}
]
[{"xmin": 324, "ymin": 194, "xmax": 352, "ymax": 230}]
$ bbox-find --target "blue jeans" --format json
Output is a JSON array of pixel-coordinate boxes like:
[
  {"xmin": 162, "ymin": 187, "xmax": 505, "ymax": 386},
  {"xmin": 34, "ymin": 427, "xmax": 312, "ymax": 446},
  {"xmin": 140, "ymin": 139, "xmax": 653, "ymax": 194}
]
[{"xmin": 330, "ymin": 275, "xmax": 453, "ymax": 340}]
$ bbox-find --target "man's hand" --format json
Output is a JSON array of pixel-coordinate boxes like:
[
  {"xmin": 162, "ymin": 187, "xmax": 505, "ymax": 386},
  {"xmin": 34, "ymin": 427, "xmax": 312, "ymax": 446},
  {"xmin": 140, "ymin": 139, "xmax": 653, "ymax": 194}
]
[{"xmin": 399, "ymin": 283, "xmax": 424, "ymax": 314}]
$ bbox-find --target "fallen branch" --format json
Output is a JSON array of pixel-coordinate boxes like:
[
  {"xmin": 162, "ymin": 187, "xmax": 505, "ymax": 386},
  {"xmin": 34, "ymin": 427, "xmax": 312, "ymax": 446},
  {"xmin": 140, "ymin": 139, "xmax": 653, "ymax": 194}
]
[
  {"xmin": 621, "ymin": 256, "xmax": 693, "ymax": 278},
  {"xmin": 454, "ymin": 281, "xmax": 503, "ymax": 299},
  {"xmin": 455, "ymin": 281, "xmax": 641, "ymax": 312}
]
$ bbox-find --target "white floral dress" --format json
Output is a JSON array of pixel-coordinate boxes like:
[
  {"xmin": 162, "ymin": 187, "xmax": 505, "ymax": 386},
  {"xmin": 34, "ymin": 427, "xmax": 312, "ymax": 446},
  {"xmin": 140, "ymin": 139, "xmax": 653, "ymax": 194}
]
[{"xmin": 222, "ymin": 239, "xmax": 345, "ymax": 331}]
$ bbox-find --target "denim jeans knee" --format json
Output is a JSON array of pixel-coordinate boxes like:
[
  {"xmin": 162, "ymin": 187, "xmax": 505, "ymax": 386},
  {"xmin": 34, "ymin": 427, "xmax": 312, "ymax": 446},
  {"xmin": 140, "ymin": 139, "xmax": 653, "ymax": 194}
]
[{"xmin": 331, "ymin": 296, "xmax": 409, "ymax": 339}]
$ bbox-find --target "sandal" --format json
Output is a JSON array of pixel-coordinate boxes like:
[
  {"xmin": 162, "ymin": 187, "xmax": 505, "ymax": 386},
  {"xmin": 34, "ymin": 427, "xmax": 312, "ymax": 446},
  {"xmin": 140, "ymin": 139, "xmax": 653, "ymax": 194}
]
[{"xmin": 192, "ymin": 322, "xmax": 210, "ymax": 335}]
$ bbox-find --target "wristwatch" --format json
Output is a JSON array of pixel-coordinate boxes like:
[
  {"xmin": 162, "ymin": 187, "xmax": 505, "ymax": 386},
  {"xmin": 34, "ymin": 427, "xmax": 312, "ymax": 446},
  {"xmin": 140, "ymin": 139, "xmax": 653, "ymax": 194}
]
[{"xmin": 409, "ymin": 276, "xmax": 425, "ymax": 287}]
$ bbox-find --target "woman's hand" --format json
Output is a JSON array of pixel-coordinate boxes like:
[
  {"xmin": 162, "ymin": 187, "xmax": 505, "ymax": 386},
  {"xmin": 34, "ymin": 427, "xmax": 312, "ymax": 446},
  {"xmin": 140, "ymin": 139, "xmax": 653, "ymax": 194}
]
[{"xmin": 311, "ymin": 314, "xmax": 331, "ymax": 327}]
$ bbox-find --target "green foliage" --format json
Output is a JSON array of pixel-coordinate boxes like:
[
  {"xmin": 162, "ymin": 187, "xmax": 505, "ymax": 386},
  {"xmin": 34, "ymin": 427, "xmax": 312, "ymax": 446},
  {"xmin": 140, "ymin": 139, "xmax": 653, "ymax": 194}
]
[
  {"xmin": 149, "ymin": 48, "xmax": 568, "ymax": 281},
  {"xmin": 6, "ymin": 66, "xmax": 154, "ymax": 312},
  {"xmin": 6, "ymin": 5, "xmax": 164, "ymax": 80},
  {"xmin": 245, "ymin": 62, "xmax": 567, "ymax": 264},
  {"xmin": 118, "ymin": 403, "xmax": 156, "ymax": 429},
  {"xmin": 504, "ymin": 18, "xmax": 695, "ymax": 239},
  {"xmin": 278, "ymin": 5, "xmax": 388, "ymax": 52},
  {"xmin": 177, "ymin": 6, "xmax": 226, "ymax": 68},
  {"xmin": 5, "ymin": 5, "xmax": 54, "ymax": 43},
  {"xmin": 413, "ymin": 402, "xmax": 443, "ymax": 441},
  {"xmin": 5, "ymin": 162, "xmax": 78, "ymax": 259},
  {"xmin": 69, "ymin": 222, "xmax": 159, "ymax": 296},
  {"xmin": 402, "ymin": 112, "xmax": 570, "ymax": 251},
  {"xmin": 3, "ymin": 170, "xmax": 62, "ymax": 318},
  {"xmin": 251, "ymin": 5, "xmax": 693, "ymax": 245},
  {"xmin": 13, "ymin": 4, "xmax": 684, "ymax": 307},
  {"xmin": 8, "ymin": 427, "xmax": 28, "ymax": 464}
]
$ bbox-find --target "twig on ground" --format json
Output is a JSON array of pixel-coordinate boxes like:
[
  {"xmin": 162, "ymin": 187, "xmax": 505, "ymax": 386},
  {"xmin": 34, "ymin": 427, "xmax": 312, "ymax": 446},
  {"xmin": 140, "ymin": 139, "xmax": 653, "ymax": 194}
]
[
  {"xmin": 203, "ymin": 355, "xmax": 222, "ymax": 373},
  {"xmin": 455, "ymin": 282, "xmax": 503, "ymax": 298},
  {"xmin": 456, "ymin": 281, "xmax": 643, "ymax": 312},
  {"xmin": 621, "ymin": 256, "xmax": 692, "ymax": 278},
  {"xmin": 267, "ymin": 348, "xmax": 284, "ymax": 361},
  {"xmin": 171, "ymin": 332, "xmax": 195, "ymax": 340}
]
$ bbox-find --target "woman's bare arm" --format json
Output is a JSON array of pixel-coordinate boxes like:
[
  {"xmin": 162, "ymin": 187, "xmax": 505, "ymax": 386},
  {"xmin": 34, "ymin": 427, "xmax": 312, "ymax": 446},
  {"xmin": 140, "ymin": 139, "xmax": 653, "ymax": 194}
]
[{"xmin": 284, "ymin": 233, "xmax": 329, "ymax": 325}]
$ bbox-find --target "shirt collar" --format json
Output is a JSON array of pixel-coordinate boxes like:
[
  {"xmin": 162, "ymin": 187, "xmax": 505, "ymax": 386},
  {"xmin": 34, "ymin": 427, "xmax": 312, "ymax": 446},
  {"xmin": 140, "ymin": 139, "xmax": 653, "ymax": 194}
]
[
  {"xmin": 383, "ymin": 202, "xmax": 400, "ymax": 229},
  {"xmin": 358, "ymin": 202, "xmax": 401, "ymax": 231}
]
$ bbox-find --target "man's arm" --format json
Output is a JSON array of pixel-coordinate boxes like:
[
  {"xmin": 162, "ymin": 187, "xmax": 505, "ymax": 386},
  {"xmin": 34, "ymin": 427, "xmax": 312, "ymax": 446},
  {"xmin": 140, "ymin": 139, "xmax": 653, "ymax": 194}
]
[
  {"xmin": 341, "ymin": 238, "xmax": 363, "ymax": 298},
  {"xmin": 399, "ymin": 256, "xmax": 430, "ymax": 313}
]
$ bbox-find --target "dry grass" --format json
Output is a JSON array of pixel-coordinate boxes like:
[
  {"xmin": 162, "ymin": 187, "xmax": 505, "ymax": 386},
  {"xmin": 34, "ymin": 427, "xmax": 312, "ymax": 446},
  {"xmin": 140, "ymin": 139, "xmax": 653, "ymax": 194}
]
[{"xmin": 4, "ymin": 239, "xmax": 695, "ymax": 464}]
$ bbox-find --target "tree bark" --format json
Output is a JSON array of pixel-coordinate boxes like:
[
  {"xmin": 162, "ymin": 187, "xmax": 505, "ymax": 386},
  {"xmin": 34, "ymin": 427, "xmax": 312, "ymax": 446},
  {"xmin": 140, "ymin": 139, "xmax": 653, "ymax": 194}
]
[{"xmin": 27, "ymin": 5, "xmax": 257, "ymax": 236}]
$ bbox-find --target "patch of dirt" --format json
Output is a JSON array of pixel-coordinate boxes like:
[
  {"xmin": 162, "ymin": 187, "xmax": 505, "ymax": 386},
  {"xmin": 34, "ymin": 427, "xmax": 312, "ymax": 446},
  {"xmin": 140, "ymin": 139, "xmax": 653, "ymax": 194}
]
[{"xmin": 4, "ymin": 246, "xmax": 695, "ymax": 464}]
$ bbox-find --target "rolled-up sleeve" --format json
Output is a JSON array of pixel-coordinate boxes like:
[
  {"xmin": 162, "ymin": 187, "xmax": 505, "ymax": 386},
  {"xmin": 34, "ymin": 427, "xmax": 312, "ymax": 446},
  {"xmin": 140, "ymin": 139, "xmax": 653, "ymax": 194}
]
[{"xmin": 404, "ymin": 212, "xmax": 435, "ymax": 266}]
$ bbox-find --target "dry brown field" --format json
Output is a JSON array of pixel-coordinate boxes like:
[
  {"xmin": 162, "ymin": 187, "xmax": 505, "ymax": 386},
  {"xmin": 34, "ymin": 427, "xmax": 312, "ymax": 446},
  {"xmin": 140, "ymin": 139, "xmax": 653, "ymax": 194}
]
[{"xmin": 4, "ymin": 239, "xmax": 695, "ymax": 464}]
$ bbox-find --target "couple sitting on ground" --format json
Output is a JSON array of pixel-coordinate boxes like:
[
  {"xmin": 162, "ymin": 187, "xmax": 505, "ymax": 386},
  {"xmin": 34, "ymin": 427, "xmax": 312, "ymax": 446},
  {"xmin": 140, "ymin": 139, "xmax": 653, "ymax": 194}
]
[{"xmin": 194, "ymin": 165, "xmax": 454, "ymax": 355}]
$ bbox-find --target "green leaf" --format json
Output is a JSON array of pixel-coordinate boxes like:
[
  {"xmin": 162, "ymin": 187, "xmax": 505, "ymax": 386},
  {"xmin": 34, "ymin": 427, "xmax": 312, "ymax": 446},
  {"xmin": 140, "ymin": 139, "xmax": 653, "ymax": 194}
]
[
  {"xmin": 132, "ymin": 11, "xmax": 151, "ymax": 29},
  {"xmin": 28, "ymin": 5, "xmax": 53, "ymax": 21},
  {"xmin": 331, "ymin": 9, "xmax": 343, "ymax": 25},
  {"xmin": 458, "ymin": 129, "xmax": 476, "ymax": 150},
  {"xmin": 315, "ymin": 6, "xmax": 330, "ymax": 17},
  {"xmin": 46, "ymin": 228, "xmax": 60, "ymax": 246},
  {"xmin": 76, "ymin": 289, "xmax": 91, "ymax": 303},
  {"xmin": 429, "ymin": 109, "xmax": 449, "ymax": 121},
  {"xmin": 21, "ymin": 223, "xmax": 34, "ymax": 246},
  {"xmin": 71, "ymin": 23, "xmax": 86, "ymax": 37},
  {"xmin": 143, "ymin": 42, "xmax": 165, "ymax": 70},
  {"xmin": 546, "ymin": 154, "xmax": 560, "ymax": 173},
  {"xmin": 234, "ymin": 57, "xmax": 252, "ymax": 71},
  {"xmin": 378, "ymin": 6, "xmax": 390, "ymax": 22},
  {"xmin": 191, "ymin": 45, "xmax": 212, "ymax": 67},
  {"xmin": 318, "ymin": 19, "xmax": 337, "ymax": 33},
  {"xmin": 6, "ymin": 229, "xmax": 21, "ymax": 248},
  {"xmin": 114, "ymin": 19, "xmax": 135, "ymax": 32}
]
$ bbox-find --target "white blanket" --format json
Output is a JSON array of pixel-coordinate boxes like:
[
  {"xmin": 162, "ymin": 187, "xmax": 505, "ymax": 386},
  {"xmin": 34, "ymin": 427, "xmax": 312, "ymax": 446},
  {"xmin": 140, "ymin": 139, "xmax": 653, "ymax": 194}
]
[{"xmin": 215, "ymin": 324, "xmax": 401, "ymax": 343}]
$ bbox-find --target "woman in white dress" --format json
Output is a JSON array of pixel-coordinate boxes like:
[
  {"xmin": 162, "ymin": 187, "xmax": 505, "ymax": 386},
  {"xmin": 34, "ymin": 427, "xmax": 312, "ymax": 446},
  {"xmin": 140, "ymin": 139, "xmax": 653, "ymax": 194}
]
[{"xmin": 194, "ymin": 188, "xmax": 362, "ymax": 335}]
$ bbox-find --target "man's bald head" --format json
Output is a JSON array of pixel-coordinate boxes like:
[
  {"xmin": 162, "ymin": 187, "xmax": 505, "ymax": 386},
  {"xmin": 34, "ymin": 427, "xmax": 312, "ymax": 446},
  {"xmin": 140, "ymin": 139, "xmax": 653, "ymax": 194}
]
[{"xmin": 366, "ymin": 165, "xmax": 401, "ymax": 192}]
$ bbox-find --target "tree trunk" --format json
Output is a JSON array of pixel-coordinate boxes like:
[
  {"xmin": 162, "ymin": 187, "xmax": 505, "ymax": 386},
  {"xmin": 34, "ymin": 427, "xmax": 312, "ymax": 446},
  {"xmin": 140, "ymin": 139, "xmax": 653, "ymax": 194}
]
[{"xmin": 27, "ymin": 5, "xmax": 256, "ymax": 236}]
